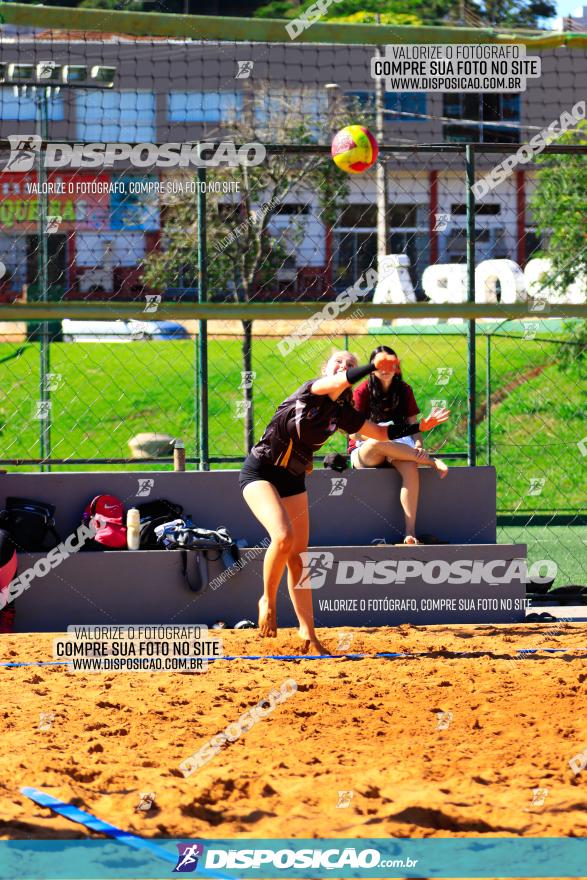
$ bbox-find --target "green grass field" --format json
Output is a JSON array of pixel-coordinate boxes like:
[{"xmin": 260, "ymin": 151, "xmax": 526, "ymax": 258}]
[
  {"xmin": 1, "ymin": 331, "xmax": 583, "ymax": 505},
  {"xmin": 497, "ymin": 524, "xmax": 586, "ymax": 589},
  {"xmin": 0, "ymin": 328, "xmax": 584, "ymax": 586}
]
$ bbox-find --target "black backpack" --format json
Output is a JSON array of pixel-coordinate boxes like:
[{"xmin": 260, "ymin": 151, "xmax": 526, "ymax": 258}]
[
  {"xmin": 0, "ymin": 497, "xmax": 61, "ymax": 552},
  {"xmin": 135, "ymin": 499, "xmax": 184, "ymax": 549}
]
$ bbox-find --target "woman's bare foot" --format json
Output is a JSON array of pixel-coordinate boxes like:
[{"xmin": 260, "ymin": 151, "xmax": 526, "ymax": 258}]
[
  {"xmin": 298, "ymin": 627, "xmax": 332, "ymax": 657},
  {"xmin": 404, "ymin": 534, "xmax": 420, "ymax": 545},
  {"xmin": 433, "ymin": 457, "xmax": 449, "ymax": 479},
  {"xmin": 258, "ymin": 595, "xmax": 277, "ymax": 637},
  {"xmin": 301, "ymin": 638, "xmax": 331, "ymax": 656}
]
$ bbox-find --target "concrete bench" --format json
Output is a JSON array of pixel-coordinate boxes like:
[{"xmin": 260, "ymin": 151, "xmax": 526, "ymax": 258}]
[{"xmin": 0, "ymin": 467, "xmax": 528, "ymax": 631}]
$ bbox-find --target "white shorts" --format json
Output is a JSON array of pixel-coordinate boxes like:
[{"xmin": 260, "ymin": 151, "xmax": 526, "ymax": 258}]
[{"xmin": 350, "ymin": 430, "xmax": 416, "ymax": 470}]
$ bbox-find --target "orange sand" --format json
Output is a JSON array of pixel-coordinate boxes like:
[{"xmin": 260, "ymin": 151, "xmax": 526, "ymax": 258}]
[{"xmin": 1, "ymin": 624, "xmax": 586, "ymax": 847}]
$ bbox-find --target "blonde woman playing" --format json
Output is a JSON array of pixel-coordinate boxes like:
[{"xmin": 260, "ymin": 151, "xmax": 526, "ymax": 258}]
[{"xmin": 239, "ymin": 350, "xmax": 450, "ymax": 655}]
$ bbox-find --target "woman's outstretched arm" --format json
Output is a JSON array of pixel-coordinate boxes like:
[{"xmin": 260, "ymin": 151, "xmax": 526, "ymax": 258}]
[
  {"xmin": 311, "ymin": 351, "xmax": 397, "ymax": 397},
  {"xmin": 360, "ymin": 406, "xmax": 451, "ymax": 441}
]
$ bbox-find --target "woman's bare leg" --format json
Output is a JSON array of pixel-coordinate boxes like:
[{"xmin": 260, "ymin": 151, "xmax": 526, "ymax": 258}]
[
  {"xmin": 281, "ymin": 493, "xmax": 330, "ymax": 656},
  {"xmin": 242, "ymin": 480, "xmax": 294, "ymax": 637},
  {"xmin": 392, "ymin": 459, "xmax": 420, "ymax": 542},
  {"xmin": 358, "ymin": 439, "xmax": 448, "ymax": 478}
]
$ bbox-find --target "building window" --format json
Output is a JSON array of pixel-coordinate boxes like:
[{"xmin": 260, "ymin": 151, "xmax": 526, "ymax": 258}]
[
  {"xmin": 525, "ymin": 228, "xmax": 543, "ymax": 259},
  {"xmin": 168, "ymin": 91, "xmax": 243, "ymax": 123},
  {"xmin": 346, "ymin": 90, "xmax": 426, "ymax": 122},
  {"xmin": 334, "ymin": 202, "xmax": 429, "ymax": 292},
  {"xmin": 337, "ymin": 205, "xmax": 376, "ymax": 228},
  {"xmin": 76, "ymin": 232, "xmax": 145, "ymax": 268},
  {"xmin": 451, "ymin": 203, "xmax": 501, "ymax": 215},
  {"xmin": 443, "ymin": 93, "xmax": 520, "ymax": 143},
  {"xmin": 337, "ymin": 202, "xmax": 427, "ymax": 230},
  {"xmin": 444, "ymin": 227, "xmax": 510, "ymax": 262},
  {"xmin": 272, "ymin": 204, "xmax": 309, "ymax": 215},
  {"xmin": 254, "ymin": 89, "xmax": 328, "ymax": 139},
  {"xmin": 0, "ymin": 88, "xmax": 64, "ymax": 121},
  {"xmin": 76, "ymin": 91, "xmax": 156, "ymax": 141}
]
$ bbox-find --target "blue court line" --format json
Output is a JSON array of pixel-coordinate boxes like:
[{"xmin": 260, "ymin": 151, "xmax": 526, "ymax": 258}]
[
  {"xmin": 213, "ymin": 652, "xmax": 405, "ymax": 660},
  {"xmin": 0, "ymin": 660, "xmax": 70, "ymax": 668},
  {"xmin": 21, "ymin": 787, "xmax": 176, "ymax": 863},
  {"xmin": 212, "ymin": 648, "xmax": 587, "ymax": 660},
  {"xmin": 517, "ymin": 647, "xmax": 587, "ymax": 653},
  {"xmin": 20, "ymin": 788, "xmax": 233, "ymax": 880},
  {"xmin": 2, "ymin": 648, "xmax": 587, "ymax": 667}
]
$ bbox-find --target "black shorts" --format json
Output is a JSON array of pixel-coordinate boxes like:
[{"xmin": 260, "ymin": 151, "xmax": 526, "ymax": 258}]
[{"xmin": 239, "ymin": 454, "xmax": 306, "ymax": 498}]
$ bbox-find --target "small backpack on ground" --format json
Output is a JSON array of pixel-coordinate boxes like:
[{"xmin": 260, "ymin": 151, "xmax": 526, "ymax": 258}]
[
  {"xmin": 0, "ymin": 497, "xmax": 61, "ymax": 552},
  {"xmin": 135, "ymin": 499, "xmax": 184, "ymax": 549},
  {"xmin": 82, "ymin": 495, "xmax": 127, "ymax": 550}
]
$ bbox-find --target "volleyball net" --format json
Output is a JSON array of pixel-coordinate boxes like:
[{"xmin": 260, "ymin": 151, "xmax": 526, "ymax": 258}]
[{"xmin": 0, "ymin": 4, "xmax": 584, "ymax": 591}]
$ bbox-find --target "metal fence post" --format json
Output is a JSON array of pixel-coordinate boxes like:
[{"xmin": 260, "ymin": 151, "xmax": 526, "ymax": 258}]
[
  {"xmin": 486, "ymin": 333, "xmax": 491, "ymax": 465},
  {"xmin": 465, "ymin": 144, "xmax": 477, "ymax": 467},
  {"xmin": 37, "ymin": 89, "xmax": 51, "ymax": 473},
  {"xmin": 197, "ymin": 163, "xmax": 209, "ymax": 471},
  {"xmin": 194, "ymin": 322, "xmax": 200, "ymax": 470}
]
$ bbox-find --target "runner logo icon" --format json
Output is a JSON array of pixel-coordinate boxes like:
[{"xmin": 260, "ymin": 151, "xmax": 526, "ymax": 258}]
[
  {"xmin": 173, "ymin": 843, "xmax": 204, "ymax": 872},
  {"xmin": 297, "ymin": 551, "xmax": 334, "ymax": 589},
  {"xmin": 4, "ymin": 134, "xmax": 42, "ymax": 172}
]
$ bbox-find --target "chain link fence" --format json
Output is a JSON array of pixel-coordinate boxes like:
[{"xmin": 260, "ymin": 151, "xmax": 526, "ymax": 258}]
[{"xmin": 0, "ymin": 8, "xmax": 584, "ymax": 589}]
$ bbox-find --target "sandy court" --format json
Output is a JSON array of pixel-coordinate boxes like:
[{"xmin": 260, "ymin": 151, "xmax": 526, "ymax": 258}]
[{"xmin": 1, "ymin": 622, "xmax": 586, "ymax": 854}]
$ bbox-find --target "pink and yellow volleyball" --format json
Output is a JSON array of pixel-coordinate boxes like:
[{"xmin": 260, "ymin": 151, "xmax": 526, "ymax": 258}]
[{"xmin": 331, "ymin": 125, "xmax": 379, "ymax": 174}]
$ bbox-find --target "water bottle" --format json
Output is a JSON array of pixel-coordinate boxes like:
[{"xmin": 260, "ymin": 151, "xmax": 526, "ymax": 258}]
[{"xmin": 126, "ymin": 508, "xmax": 140, "ymax": 550}]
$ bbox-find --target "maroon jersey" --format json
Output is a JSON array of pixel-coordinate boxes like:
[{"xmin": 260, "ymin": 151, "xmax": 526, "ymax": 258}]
[
  {"xmin": 348, "ymin": 380, "xmax": 420, "ymax": 452},
  {"xmin": 252, "ymin": 380, "xmax": 366, "ymax": 475}
]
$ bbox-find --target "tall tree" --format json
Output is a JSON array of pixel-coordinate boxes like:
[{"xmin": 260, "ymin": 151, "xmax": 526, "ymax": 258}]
[
  {"xmin": 254, "ymin": 0, "xmax": 441, "ymax": 25},
  {"xmin": 530, "ymin": 120, "xmax": 587, "ymax": 297},
  {"xmin": 253, "ymin": 0, "xmax": 555, "ymax": 27},
  {"xmin": 474, "ymin": 0, "xmax": 555, "ymax": 26}
]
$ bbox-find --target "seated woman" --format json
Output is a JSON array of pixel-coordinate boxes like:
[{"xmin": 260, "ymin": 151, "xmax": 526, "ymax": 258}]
[{"xmin": 348, "ymin": 345, "xmax": 448, "ymax": 545}]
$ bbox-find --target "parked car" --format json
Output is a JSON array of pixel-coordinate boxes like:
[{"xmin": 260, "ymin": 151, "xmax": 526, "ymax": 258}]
[
  {"xmin": 128, "ymin": 320, "xmax": 191, "ymax": 341},
  {"xmin": 62, "ymin": 319, "xmax": 190, "ymax": 342}
]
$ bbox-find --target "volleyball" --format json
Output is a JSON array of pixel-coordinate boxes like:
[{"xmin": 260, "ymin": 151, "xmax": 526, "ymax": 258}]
[{"xmin": 331, "ymin": 125, "xmax": 379, "ymax": 173}]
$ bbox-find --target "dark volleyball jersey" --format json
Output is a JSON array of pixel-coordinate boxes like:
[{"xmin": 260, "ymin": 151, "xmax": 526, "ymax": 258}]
[
  {"xmin": 251, "ymin": 380, "xmax": 366, "ymax": 475},
  {"xmin": 348, "ymin": 380, "xmax": 420, "ymax": 453}
]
